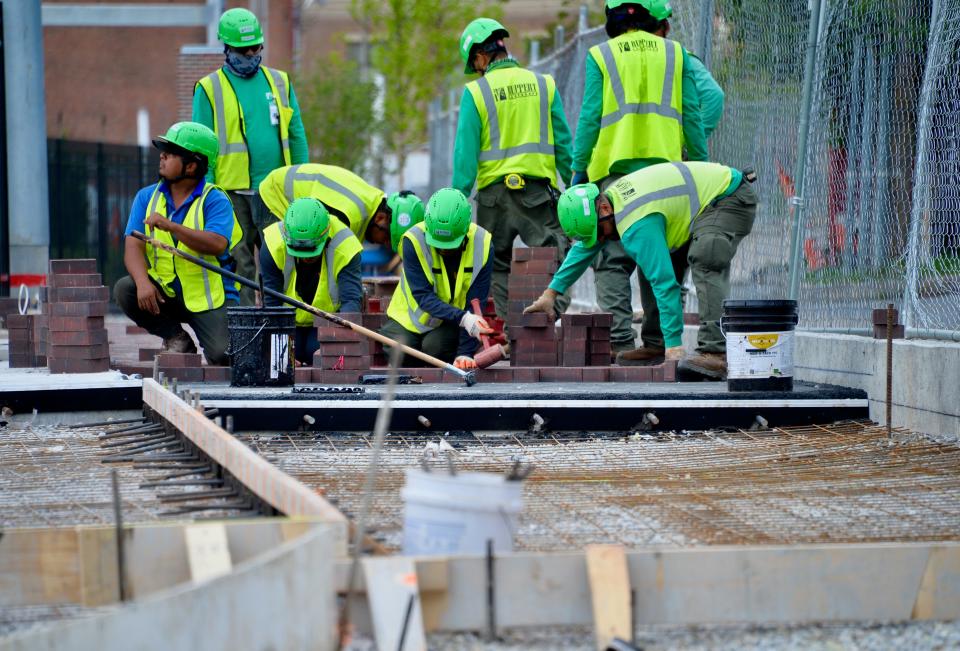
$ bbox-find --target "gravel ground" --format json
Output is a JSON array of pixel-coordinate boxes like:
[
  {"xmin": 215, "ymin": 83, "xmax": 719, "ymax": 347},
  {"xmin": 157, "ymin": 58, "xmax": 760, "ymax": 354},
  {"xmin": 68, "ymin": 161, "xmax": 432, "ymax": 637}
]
[{"xmin": 348, "ymin": 620, "xmax": 960, "ymax": 650}]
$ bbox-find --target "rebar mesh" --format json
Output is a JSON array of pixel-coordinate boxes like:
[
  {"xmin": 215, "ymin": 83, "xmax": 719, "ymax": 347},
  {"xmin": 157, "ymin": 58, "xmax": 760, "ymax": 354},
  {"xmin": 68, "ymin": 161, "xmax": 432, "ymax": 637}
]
[{"xmin": 237, "ymin": 422, "xmax": 960, "ymax": 553}]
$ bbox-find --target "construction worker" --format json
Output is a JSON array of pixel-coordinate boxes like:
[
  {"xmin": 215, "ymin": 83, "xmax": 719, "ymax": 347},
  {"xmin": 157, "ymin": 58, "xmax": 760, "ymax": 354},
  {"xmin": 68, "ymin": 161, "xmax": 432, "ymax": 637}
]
[
  {"xmin": 259, "ymin": 164, "xmax": 423, "ymax": 252},
  {"xmin": 524, "ymin": 162, "xmax": 757, "ymax": 379},
  {"xmin": 193, "ymin": 8, "xmax": 309, "ymax": 306},
  {"xmin": 381, "ymin": 188, "xmax": 494, "ymax": 370},
  {"xmin": 452, "ymin": 17, "xmax": 573, "ymax": 325},
  {"xmin": 260, "ymin": 198, "xmax": 363, "ymax": 365},
  {"xmin": 571, "ymin": 0, "xmax": 709, "ymax": 358},
  {"xmin": 114, "ymin": 122, "xmax": 241, "ymax": 365}
]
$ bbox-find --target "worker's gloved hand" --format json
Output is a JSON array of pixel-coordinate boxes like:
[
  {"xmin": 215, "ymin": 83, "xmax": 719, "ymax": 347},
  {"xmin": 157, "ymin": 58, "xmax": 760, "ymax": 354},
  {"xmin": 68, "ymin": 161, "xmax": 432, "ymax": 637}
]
[
  {"xmin": 459, "ymin": 312, "xmax": 493, "ymax": 340},
  {"xmin": 570, "ymin": 171, "xmax": 589, "ymax": 186},
  {"xmin": 454, "ymin": 356, "xmax": 477, "ymax": 370},
  {"xmin": 523, "ymin": 288, "xmax": 559, "ymax": 321},
  {"xmin": 665, "ymin": 346, "xmax": 685, "ymax": 361}
]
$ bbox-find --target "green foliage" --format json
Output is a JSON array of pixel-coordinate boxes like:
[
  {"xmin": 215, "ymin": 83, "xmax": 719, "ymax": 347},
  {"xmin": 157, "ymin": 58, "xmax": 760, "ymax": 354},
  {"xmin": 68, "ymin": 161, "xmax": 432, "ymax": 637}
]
[
  {"xmin": 350, "ymin": 0, "xmax": 505, "ymax": 182},
  {"xmin": 299, "ymin": 49, "xmax": 379, "ymax": 171}
]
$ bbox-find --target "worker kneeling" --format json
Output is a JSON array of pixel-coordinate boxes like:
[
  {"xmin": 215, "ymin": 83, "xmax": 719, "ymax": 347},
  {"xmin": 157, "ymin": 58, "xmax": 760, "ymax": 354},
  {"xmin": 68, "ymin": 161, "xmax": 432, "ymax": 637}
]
[
  {"xmin": 260, "ymin": 198, "xmax": 363, "ymax": 365},
  {"xmin": 525, "ymin": 161, "xmax": 756, "ymax": 379},
  {"xmin": 380, "ymin": 188, "xmax": 494, "ymax": 370}
]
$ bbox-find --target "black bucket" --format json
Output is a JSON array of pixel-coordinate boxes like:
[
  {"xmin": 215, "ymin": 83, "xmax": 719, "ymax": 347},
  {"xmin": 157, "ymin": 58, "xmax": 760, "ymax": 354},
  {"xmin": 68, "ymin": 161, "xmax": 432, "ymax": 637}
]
[
  {"xmin": 721, "ymin": 300, "xmax": 799, "ymax": 392},
  {"xmin": 227, "ymin": 306, "xmax": 296, "ymax": 387}
]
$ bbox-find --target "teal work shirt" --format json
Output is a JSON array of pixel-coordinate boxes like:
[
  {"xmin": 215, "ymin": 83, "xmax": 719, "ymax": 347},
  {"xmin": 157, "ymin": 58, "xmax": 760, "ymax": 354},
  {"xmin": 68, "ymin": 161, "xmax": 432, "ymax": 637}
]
[
  {"xmin": 192, "ymin": 66, "xmax": 309, "ymax": 189},
  {"xmin": 572, "ymin": 44, "xmax": 709, "ymax": 180},
  {"xmin": 687, "ymin": 54, "xmax": 724, "ymax": 138},
  {"xmin": 548, "ymin": 170, "xmax": 743, "ymax": 348},
  {"xmin": 452, "ymin": 58, "xmax": 574, "ymax": 196}
]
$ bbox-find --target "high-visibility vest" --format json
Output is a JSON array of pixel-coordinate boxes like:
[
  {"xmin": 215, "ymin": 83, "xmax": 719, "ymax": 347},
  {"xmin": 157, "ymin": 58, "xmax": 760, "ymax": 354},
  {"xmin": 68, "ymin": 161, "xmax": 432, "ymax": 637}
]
[
  {"xmin": 387, "ymin": 223, "xmax": 492, "ymax": 334},
  {"xmin": 465, "ymin": 66, "xmax": 559, "ymax": 190},
  {"xmin": 608, "ymin": 161, "xmax": 734, "ymax": 250},
  {"xmin": 587, "ymin": 31, "xmax": 684, "ymax": 182},
  {"xmin": 196, "ymin": 67, "xmax": 294, "ymax": 191},
  {"xmin": 143, "ymin": 183, "xmax": 242, "ymax": 313},
  {"xmin": 262, "ymin": 217, "xmax": 363, "ymax": 327},
  {"xmin": 259, "ymin": 164, "xmax": 386, "ymax": 240}
]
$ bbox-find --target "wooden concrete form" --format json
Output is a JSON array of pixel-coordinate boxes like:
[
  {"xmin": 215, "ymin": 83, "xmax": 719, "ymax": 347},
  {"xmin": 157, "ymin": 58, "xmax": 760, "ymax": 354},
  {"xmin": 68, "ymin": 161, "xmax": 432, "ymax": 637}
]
[{"xmin": 142, "ymin": 378, "xmax": 346, "ymax": 531}]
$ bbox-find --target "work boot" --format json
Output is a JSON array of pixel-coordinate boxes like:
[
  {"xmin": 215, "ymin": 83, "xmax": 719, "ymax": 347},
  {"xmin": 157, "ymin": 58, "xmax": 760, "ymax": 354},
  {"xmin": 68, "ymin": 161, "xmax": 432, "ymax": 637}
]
[
  {"xmin": 678, "ymin": 352, "xmax": 727, "ymax": 380},
  {"xmin": 615, "ymin": 346, "xmax": 665, "ymax": 366},
  {"xmin": 162, "ymin": 331, "xmax": 197, "ymax": 354}
]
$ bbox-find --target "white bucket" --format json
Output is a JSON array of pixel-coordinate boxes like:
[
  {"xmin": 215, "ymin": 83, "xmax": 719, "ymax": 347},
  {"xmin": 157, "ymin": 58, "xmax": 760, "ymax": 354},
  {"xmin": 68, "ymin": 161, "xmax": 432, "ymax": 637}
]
[{"xmin": 401, "ymin": 469, "xmax": 523, "ymax": 556}]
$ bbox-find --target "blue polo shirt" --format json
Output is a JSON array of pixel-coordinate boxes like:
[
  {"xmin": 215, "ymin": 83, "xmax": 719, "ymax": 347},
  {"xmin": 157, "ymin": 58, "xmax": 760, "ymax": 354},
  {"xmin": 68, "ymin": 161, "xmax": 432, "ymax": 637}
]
[{"xmin": 125, "ymin": 179, "xmax": 239, "ymax": 303}]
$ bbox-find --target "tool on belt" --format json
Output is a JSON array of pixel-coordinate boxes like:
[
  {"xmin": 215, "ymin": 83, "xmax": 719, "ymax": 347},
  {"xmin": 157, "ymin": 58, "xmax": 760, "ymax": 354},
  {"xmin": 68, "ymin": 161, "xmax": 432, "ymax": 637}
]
[
  {"xmin": 504, "ymin": 173, "xmax": 525, "ymax": 190},
  {"xmin": 743, "ymin": 166, "xmax": 758, "ymax": 183}
]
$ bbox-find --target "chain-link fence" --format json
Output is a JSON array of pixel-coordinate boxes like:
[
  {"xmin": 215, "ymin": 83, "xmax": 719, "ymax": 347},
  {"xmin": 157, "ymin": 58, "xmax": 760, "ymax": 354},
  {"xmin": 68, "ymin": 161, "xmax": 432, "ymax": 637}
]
[{"xmin": 428, "ymin": 0, "xmax": 960, "ymax": 338}]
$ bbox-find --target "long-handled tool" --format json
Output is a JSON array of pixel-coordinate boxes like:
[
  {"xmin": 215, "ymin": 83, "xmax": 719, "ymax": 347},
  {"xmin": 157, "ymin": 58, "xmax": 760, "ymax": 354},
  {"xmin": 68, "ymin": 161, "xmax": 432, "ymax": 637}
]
[
  {"xmin": 470, "ymin": 298, "xmax": 506, "ymax": 369},
  {"xmin": 130, "ymin": 231, "xmax": 477, "ymax": 386}
]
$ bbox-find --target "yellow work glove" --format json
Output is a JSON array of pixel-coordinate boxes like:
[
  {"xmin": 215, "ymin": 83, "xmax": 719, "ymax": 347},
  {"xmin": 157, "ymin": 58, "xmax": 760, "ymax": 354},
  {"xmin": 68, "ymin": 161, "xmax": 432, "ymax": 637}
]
[
  {"xmin": 523, "ymin": 288, "xmax": 559, "ymax": 321},
  {"xmin": 459, "ymin": 312, "xmax": 492, "ymax": 340},
  {"xmin": 454, "ymin": 355, "xmax": 477, "ymax": 370}
]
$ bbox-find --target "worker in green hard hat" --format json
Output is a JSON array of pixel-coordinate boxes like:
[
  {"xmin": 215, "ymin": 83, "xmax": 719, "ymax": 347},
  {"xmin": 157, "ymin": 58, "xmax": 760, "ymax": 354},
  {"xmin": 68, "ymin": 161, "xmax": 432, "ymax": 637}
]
[
  {"xmin": 451, "ymin": 17, "xmax": 573, "ymax": 328},
  {"xmin": 260, "ymin": 198, "xmax": 363, "ymax": 365},
  {"xmin": 381, "ymin": 188, "xmax": 494, "ymax": 370},
  {"xmin": 525, "ymin": 161, "xmax": 757, "ymax": 380},
  {"xmin": 114, "ymin": 122, "xmax": 242, "ymax": 366},
  {"xmin": 570, "ymin": 0, "xmax": 711, "ymax": 361},
  {"xmin": 258, "ymin": 164, "xmax": 423, "ymax": 253},
  {"xmin": 193, "ymin": 7, "xmax": 309, "ymax": 306}
]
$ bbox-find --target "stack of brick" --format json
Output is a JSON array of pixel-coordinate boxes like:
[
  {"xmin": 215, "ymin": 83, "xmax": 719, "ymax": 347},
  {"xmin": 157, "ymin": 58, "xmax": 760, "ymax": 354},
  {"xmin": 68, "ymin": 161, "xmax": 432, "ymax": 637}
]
[
  {"xmin": 46, "ymin": 260, "xmax": 111, "ymax": 373},
  {"xmin": 508, "ymin": 248, "xmax": 560, "ymax": 367},
  {"xmin": 7, "ymin": 314, "xmax": 37, "ymax": 368},
  {"xmin": 155, "ymin": 353, "xmax": 204, "ymax": 382},
  {"xmin": 313, "ymin": 313, "xmax": 370, "ymax": 373},
  {"xmin": 559, "ymin": 312, "xmax": 613, "ymax": 367},
  {"xmin": 0, "ymin": 296, "xmax": 19, "ymax": 329}
]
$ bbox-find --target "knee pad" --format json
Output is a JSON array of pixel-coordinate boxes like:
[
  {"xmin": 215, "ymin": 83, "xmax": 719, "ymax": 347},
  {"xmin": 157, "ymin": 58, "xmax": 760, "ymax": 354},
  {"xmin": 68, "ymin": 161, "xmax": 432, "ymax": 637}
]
[{"xmin": 689, "ymin": 231, "xmax": 734, "ymax": 272}]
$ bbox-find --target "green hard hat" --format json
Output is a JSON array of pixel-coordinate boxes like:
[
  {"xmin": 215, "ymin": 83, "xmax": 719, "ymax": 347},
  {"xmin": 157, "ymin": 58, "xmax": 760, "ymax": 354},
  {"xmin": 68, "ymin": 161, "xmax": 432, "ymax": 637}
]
[
  {"xmin": 283, "ymin": 198, "xmax": 331, "ymax": 258},
  {"xmin": 558, "ymin": 184, "xmax": 601, "ymax": 248},
  {"xmin": 424, "ymin": 188, "xmax": 471, "ymax": 249},
  {"xmin": 152, "ymin": 121, "xmax": 218, "ymax": 170},
  {"xmin": 459, "ymin": 17, "xmax": 509, "ymax": 74},
  {"xmin": 606, "ymin": 0, "xmax": 673, "ymax": 20},
  {"xmin": 387, "ymin": 191, "xmax": 425, "ymax": 253},
  {"xmin": 218, "ymin": 8, "xmax": 264, "ymax": 48}
]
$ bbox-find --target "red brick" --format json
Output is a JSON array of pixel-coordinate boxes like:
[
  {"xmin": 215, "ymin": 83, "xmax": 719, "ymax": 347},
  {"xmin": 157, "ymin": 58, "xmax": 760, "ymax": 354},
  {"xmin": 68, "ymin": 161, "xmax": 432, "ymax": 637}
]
[
  {"xmin": 139, "ymin": 348, "xmax": 162, "ymax": 362},
  {"xmin": 512, "ymin": 248, "xmax": 533, "ymax": 262},
  {"xmin": 582, "ymin": 367, "xmax": 611, "ymax": 382},
  {"xmin": 662, "ymin": 360, "xmax": 677, "ymax": 382},
  {"xmin": 48, "ymin": 343, "xmax": 110, "ymax": 359},
  {"xmin": 295, "ymin": 367, "xmax": 314, "ymax": 384},
  {"xmin": 47, "ymin": 286, "xmax": 110, "ymax": 303},
  {"xmin": 6, "ymin": 314, "xmax": 34, "ymax": 330},
  {"xmin": 516, "ymin": 311, "xmax": 553, "ymax": 327},
  {"xmin": 315, "ymin": 325, "xmax": 364, "ymax": 342},
  {"xmin": 48, "ymin": 273, "xmax": 103, "ymax": 288},
  {"xmin": 511, "ymin": 353, "xmax": 558, "ymax": 366},
  {"xmin": 126, "ymin": 325, "xmax": 150, "ymax": 335},
  {"xmin": 589, "ymin": 340, "xmax": 612, "ymax": 354},
  {"xmin": 48, "ymin": 316, "xmax": 105, "ymax": 332},
  {"xmin": 511, "ymin": 259, "xmax": 558, "ymax": 275},
  {"xmin": 49, "ymin": 329, "xmax": 109, "ymax": 346},
  {"xmin": 48, "ymin": 259, "xmax": 97, "ymax": 275},
  {"xmin": 526, "ymin": 247, "xmax": 558, "ymax": 261},
  {"xmin": 163, "ymin": 367, "xmax": 204, "ymax": 382},
  {"xmin": 314, "ymin": 352, "xmax": 369, "ymax": 370},
  {"xmin": 561, "ymin": 313, "xmax": 594, "ymax": 327},
  {"xmin": 872, "ymin": 308, "xmax": 900, "ymax": 325},
  {"xmin": 610, "ymin": 367, "xmax": 654, "ymax": 382},
  {"xmin": 590, "ymin": 313, "xmax": 613, "ymax": 327},
  {"xmin": 319, "ymin": 342, "xmax": 369, "ymax": 356},
  {"xmin": 317, "ymin": 370, "xmax": 362, "ymax": 384},
  {"xmin": 873, "ymin": 324, "xmax": 905, "ymax": 339},
  {"xmin": 48, "ymin": 301, "xmax": 108, "ymax": 317},
  {"xmin": 203, "ymin": 366, "xmax": 231, "ymax": 382},
  {"xmin": 588, "ymin": 354, "xmax": 611, "ymax": 366},
  {"xmin": 361, "ymin": 313, "xmax": 386, "ymax": 330},
  {"xmin": 683, "ymin": 312, "xmax": 701, "ymax": 326},
  {"xmin": 589, "ymin": 327, "xmax": 611, "ymax": 341},
  {"xmin": 511, "ymin": 367, "xmax": 540, "ymax": 382},
  {"xmin": 156, "ymin": 352, "xmax": 203, "ymax": 367},
  {"xmin": 561, "ymin": 351, "xmax": 586, "ymax": 366},
  {"xmin": 539, "ymin": 367, "xmax": 583, "ymax": 382},
  {"xmin": 477, "ymin": 367, "xmax": 514, "ymax": 382},
  {"xmin": 48, "ymin": 357, "xmax": 110, "ymax": 374},
  {"xmin": 561, "ymin": 339, "xmax": 587, "ymax": 352}
]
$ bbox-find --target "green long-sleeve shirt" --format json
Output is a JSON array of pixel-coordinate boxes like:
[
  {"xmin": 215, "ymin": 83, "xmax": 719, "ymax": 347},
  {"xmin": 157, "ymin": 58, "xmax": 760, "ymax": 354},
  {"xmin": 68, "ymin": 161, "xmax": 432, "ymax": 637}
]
[
  {"xmin": 572, "ymin": 44, "xmax": 708, "ymax": 178},
  {"xmin": 687, "ymin": 54, "xmax": 724, "ymax": 138},
  {"xmin": 192, "ymin": 66, "xmax": 309, "ymax": 189},
  {"xmin": 550, "ymin": 215, "xmax": 684, "ymax": 347},
  {"xmin": 452, "ymin": 59, "xmax": 573, "ymax": 196}
]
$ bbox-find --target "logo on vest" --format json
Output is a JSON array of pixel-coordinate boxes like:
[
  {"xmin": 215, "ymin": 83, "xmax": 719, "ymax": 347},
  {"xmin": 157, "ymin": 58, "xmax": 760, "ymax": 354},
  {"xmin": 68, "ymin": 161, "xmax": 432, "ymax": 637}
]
[
  {"xmin": 613, "ymin": 179, "xmax": 636, "ymax": 200},
  {"xmin": 617, "ymin": 40, "xmax": 661, "ymax": 54},
  {"xmin": 493, "ymin": 82, "xmax": 539, "ymax": 102}
]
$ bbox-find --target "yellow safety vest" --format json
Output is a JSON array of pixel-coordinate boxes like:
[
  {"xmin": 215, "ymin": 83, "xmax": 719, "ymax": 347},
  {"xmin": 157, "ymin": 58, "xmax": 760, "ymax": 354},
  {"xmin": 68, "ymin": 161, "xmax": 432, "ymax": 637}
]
[
  {"xmin": 196, "ymin": 67, "xmax": 294, "ymax": 191},
  {"xmin": 258, "ymin": 164, "xmax": 386, "ymax": 240},
  {"xmin": 587, "ymin": 31, "xmax": 684, "ymax": 182},
  {"xmin": 144, "ymin": 183, "xmax": 242, "ymax": 313},
  {"xmin": 387, "ymin": 223, "xmax": 492, "ymax": 334},
  {"xmin": 608, "ymin": 162, "xmax": 733, "ymax": 250},
  {"xmin": 262, "ymin": 218, "xmax": 363, "ymax": 327},
  {"xmin": 465, "ymin": 66, "xmax": 559, "ymax": 190}
]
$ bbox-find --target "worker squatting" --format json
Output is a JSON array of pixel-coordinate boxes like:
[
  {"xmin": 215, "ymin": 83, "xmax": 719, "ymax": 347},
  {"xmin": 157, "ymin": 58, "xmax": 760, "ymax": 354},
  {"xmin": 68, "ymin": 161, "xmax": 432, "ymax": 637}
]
[{"xmin": 115, "ymin": 1, "xmax": 756, "ymax": 380}]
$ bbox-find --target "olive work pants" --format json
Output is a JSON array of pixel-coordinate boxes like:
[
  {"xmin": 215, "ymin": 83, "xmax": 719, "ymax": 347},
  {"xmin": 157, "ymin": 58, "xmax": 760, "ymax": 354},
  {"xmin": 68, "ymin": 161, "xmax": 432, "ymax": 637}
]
[
  {"xmin": 113, "ymin": 275, "xmax": 233, "ymax": 365},
  {"xmin": 475, "ymin": 180, "xmax": 571, "ymax": 325},
  {"xmin": 228, "ymin": 191, "xmax": 278, "ymax": 307},
  {"xmin": 380, "ymin": 317, "xmax": 461, "ymax": 367}
]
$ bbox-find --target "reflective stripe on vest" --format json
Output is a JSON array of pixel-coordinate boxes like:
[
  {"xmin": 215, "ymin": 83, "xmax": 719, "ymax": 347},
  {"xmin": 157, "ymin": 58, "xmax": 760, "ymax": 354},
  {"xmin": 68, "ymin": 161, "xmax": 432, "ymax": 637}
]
[
  {"xmin": 475, "ymin": 73, "xmax": 554, "ymax": 162},
  {"xmin": 283, "ymin": 164, "xmax": 370, "ymax": 233},
  {"xmin": 204, "ymin": 72, "xmax": 249, "ymax": 157},
  {"xmin": 263, "ymin": 67, "xmax": 291, "ymax": 153},
  {"xmin": 402, "ymin": 227, "xmax": 442, "ymax": 333},
  {"xmin": 615, "ymin": 162, "xmax": 700, "ymax": 228},
  {"xmin": 596, "ymin": 40, "xmax": 681, "ymax": 129}
]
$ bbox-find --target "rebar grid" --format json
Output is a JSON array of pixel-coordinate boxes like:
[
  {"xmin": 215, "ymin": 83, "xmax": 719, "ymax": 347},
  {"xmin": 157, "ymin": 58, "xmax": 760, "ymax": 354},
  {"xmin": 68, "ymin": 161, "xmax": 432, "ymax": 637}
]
[{"xmin": 236, "ymin": 422, "xmax": 960, "ymax": 552}]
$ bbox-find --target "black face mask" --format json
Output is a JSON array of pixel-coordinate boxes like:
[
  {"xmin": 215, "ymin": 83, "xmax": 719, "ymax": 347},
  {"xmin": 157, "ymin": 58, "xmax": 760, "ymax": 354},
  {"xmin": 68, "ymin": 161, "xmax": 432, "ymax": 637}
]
[{"xmin": 225, "ymin": 49, "xmax": 262, "ymax": 78}]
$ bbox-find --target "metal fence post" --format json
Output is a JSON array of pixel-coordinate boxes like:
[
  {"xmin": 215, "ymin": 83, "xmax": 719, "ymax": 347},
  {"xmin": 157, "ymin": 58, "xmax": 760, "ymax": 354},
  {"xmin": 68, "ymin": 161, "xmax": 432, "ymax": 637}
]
[
  {"xmin": 578, "ymin": 4, "xmax": 589, "ymax": 33},
  {"xmin": 787, "ymin": 0, "xmax": 826, "ymax": 301}
]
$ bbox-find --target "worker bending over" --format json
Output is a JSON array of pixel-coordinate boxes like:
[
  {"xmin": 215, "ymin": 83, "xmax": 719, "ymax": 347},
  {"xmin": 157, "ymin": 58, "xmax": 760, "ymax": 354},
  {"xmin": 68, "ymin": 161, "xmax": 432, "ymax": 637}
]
[
  {"xmin": 452, "ymin": 17, "xmax": 573, "ymax": 325},
  {"xmin": 259, "ymin": 163, "xmax": 423, "ymax": 252},
  {"xmin": 525, "ymin": 162, "xmax": 757, "ymax": 379},
  {"xmin": 115, "ymin": 122, "xmax": 241, "ymax": 365},
  {"xmin": 260, "ymin": 198, "xmax": 363, "ymax": 365},
  {"xmin": 381, "ymin": 189, "xmax": 494, "ymax": 370}
]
